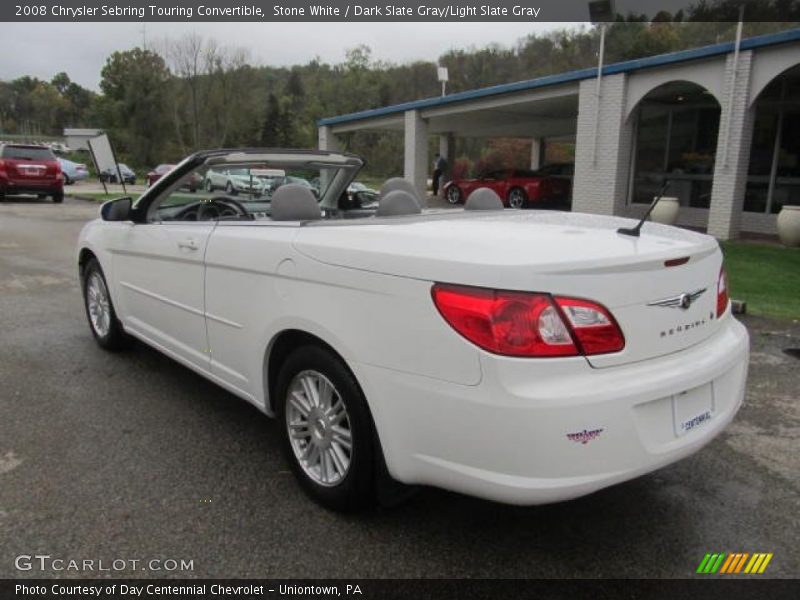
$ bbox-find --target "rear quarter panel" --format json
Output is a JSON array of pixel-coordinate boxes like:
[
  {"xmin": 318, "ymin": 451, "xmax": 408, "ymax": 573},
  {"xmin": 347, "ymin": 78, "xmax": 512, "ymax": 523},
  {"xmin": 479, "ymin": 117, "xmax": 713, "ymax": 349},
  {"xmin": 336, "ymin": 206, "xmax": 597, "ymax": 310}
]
[{"xmin": 203, "ymin": 224, "xmax": 483, "ymax": 411}]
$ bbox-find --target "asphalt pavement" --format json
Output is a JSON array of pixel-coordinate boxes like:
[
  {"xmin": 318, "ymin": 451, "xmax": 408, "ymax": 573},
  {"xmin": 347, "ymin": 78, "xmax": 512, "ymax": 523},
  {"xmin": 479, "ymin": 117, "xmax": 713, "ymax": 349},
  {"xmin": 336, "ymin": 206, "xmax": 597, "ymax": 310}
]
[{"xmin": 0, "ymin": 195, "xmax": 798, "ymax": 578}]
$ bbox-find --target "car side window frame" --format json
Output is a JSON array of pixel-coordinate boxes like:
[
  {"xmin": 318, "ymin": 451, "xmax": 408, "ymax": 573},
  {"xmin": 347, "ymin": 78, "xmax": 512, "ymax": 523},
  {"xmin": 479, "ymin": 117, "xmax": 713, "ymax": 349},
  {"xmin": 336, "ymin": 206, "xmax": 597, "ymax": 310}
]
[{"xmin": 140, "ymin": 166, "xmax": 212, "ymax": 225}]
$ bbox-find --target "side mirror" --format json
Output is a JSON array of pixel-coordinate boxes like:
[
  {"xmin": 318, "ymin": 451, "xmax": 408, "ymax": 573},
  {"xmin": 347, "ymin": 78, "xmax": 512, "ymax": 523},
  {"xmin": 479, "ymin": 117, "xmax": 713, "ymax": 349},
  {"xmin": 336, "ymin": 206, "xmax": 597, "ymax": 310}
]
[{"xmin": 100, "ymin": 196, "xmax": 132, "ymax": 222}]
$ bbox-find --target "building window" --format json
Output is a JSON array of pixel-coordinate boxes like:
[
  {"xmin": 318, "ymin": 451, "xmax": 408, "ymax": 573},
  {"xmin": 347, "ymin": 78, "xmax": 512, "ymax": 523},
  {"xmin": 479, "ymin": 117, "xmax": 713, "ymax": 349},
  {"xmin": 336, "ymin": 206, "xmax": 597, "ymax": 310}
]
[
  {"xmin": 630, "ymin": 82, "xmax": 720, "ymax": 209},
  {"xmin": 745, "ymin": 67, "xmax": 800, "ymax": 214}
]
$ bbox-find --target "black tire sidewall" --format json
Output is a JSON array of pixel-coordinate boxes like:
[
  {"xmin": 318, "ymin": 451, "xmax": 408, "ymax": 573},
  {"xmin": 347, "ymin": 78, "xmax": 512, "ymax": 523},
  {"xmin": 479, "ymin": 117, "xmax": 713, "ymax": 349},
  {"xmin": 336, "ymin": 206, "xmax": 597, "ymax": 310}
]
[
  {"xmin": 276, "ymin": 345, "xmax": 374, "ymax": 511},
  {"xmin": 446, "ymin": 186, "xmax": 461, "ymax": 204},
  {"xmin": 509, "ymin": 187, "xmax": 527, "ymax": 209},
  {"xmin": 81, "ymin": 258, "xmax": 129, "ymax": 351}
]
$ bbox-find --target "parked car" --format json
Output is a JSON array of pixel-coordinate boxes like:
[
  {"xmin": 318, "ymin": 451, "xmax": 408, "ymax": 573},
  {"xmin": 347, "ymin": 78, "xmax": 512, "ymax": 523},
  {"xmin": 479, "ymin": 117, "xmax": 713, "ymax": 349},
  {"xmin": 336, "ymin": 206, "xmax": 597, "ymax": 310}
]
[
  {"xmin": 443, "ymin": 165, "xmax": 572, "ymax": 209},
  {"xmin": 77, "ymin": 149, "xmax": 748, "ymax": 512},
  {"xmin": 146, "ymin": 163, "xmax": 200, "ymax": 192},
  {"xmin": 58, "ymin": 158, "xmax": 89, "ymax": 184},
  {"xmin": 50, "ymin": 142, "xmax": 71, "ymax": 155},
  {"xmin": 100, "ymin": 163, "xmax": 136, "ymax": 185},
  {"xmin": 265, "ymin": 174, "xmax": 317, "ymax": 198},
  {"xmin": 348, "ymin": 181, "xmax": 378, "ymax": 198},
  {"xmin": 145, "ymin": 164, "xmax": 174, "ymax": 188},
  {"xmin": 341, "ymin": 181, "xmax": 378, "ymax": 210},
  {"xmin": 204, "ymin": 167, "xmax": 266, "ymax": 196},
  {"xmin": 0, "ymin": 143, "xmax": 64, "ymax": 202}
]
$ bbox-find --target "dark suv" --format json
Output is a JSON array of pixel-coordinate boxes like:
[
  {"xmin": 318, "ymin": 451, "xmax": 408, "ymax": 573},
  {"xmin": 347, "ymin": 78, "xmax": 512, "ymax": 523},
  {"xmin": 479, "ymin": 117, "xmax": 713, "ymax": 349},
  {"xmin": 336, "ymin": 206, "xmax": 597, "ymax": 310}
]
[{"xmin": 0, "ymin": 144, "xmax": 64, "ymax": 203}]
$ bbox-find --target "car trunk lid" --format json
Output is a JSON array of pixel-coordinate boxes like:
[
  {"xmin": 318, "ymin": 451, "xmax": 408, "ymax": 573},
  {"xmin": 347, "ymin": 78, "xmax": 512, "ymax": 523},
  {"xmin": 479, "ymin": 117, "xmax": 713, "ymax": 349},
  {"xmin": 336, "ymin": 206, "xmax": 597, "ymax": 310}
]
[{"xmin": 295, "ymin": 211, "xmax": 724, "ymax": 367}]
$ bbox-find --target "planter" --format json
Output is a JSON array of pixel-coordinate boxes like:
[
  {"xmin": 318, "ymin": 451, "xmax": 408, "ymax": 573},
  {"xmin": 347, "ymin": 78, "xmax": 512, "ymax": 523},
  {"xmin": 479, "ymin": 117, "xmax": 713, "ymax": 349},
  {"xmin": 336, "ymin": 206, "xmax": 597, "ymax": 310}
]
[
  {"xmin": 777, "ymin": 205, "xmax": 800, "ymax": 247},
  {"xmin": 650, "ymin": 196, "xmax": 680, "ymax": 225}
]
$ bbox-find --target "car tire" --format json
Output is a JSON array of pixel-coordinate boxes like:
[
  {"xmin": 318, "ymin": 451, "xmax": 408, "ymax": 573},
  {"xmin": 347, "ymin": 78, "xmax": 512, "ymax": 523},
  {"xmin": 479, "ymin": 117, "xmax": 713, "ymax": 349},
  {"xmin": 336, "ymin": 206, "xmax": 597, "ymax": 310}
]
[
  {"xmin": 225, "ymin": 181, "xmax": 237, "ymax": 196},
  {"xmin": 446, "ymin": 186, "xmax": 462, "ymax": 204},
  {"xmin": 276, "ymin": 345, "xmax": 375, "ymax": 512},
  {"xmin": 63, "ymin": 174, "xmax": 72, "ymax": 185},
  {"xmin": 52, "ymin": 192, "xmax": 64, "ymax": 203},
  {"xmin": 508, "ymin": 187, "xmax": 528, "ymax": 209},
  {"xmin": 81, "ymin": 258, "xmax": 131, "ymax": 351}
]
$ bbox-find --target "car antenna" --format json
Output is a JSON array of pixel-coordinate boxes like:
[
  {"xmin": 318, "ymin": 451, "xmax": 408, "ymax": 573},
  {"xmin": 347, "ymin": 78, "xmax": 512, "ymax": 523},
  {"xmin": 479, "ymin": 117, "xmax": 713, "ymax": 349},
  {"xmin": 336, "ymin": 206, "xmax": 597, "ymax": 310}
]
[{"xmin": 617, "ymin": 180, "xmax": 671, "ymax": 238}]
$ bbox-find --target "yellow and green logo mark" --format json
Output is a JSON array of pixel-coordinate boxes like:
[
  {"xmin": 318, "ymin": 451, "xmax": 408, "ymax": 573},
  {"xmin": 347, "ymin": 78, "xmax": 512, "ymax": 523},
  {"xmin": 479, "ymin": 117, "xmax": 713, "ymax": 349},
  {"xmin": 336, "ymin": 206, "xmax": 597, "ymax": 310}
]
[{"xmin": 696, "ymin": 552, "xmax": 773, "ymax": 574}]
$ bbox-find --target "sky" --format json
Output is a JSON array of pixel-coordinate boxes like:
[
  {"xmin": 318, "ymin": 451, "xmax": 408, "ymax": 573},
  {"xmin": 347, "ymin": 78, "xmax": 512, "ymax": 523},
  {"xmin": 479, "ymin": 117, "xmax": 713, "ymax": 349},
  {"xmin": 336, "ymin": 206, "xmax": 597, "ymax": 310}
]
[{"xmin": 0, "ymin": 22, "xmax": 586, "ymax": 90}]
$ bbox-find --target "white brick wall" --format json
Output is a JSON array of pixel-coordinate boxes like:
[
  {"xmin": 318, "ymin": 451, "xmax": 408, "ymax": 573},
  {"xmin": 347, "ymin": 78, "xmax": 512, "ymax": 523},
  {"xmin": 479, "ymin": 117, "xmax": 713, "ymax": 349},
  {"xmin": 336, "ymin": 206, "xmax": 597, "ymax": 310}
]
[
  {"xmin": 707, "ymin": 51, "xmax": 755, "ymax": 240},
  {"xmin": 572, "ymin": 74, "xmax": 634, "ymax": 216},
  {"xmin": 317, "ymin": 125, "xmax": 341, "ymax": 151}
]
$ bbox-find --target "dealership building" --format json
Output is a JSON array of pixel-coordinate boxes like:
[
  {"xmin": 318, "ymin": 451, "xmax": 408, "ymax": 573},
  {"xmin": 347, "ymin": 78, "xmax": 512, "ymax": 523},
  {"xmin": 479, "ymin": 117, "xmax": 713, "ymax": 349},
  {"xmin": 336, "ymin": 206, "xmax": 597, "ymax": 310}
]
[{"xmin": 318, "ymin": 28, "xmax": 800, "ymax": 240}]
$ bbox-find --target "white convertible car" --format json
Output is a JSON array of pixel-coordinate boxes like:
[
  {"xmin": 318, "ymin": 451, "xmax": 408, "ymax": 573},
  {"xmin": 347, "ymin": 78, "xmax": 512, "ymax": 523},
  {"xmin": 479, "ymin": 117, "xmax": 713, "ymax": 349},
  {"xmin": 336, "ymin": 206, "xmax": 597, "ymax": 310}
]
[{"xmin": 77, "ymin": 149, "xmax": 749, "ymax": 511}]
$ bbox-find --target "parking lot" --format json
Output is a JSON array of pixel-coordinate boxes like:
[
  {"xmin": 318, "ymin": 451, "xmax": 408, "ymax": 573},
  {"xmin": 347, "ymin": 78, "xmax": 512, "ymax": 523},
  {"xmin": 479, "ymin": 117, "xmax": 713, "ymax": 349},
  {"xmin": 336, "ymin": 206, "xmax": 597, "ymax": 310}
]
[{"xmin": 0, "ymin": 195, "xmax": 798, "ymax": 578}]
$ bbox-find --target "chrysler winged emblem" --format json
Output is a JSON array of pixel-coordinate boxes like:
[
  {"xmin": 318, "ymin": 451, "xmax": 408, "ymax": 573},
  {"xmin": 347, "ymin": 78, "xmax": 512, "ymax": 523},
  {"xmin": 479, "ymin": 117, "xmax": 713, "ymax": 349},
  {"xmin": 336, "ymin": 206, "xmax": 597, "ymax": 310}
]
[{"xmin": 647, "ymin": 288, "xmax": 707, "ymax": 310}]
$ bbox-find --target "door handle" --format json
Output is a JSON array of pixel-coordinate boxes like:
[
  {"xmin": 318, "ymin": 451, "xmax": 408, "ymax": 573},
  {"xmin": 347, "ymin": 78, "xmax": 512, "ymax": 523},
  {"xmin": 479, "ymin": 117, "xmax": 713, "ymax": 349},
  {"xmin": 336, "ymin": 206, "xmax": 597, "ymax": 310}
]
[{"xmin": 178, "ymin": 239, "xmax": 198, "ymax": 251}]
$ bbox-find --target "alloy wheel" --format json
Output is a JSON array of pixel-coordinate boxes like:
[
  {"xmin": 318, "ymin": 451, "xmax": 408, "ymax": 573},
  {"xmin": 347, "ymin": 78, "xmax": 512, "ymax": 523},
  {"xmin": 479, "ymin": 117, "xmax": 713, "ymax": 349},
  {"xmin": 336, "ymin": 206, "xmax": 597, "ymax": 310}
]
[
  {"xmin": 446, "ymin": 187, "xmax": 461, "ymax": 204},
  {"xmin": 86, "ymin": 272, "xmax": 111, "ymax": 337},
  {"xmin": 285, "ymin": 369, "xmax": 353, "ymax": 487},
  {"xmin": 509, "ymin": 189, "xmax": 526, "ymax": 209}
]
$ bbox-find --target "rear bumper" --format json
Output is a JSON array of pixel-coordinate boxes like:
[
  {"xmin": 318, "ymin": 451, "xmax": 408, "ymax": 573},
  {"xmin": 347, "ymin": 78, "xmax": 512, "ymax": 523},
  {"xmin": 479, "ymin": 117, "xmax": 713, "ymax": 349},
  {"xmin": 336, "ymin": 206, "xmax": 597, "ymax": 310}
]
[
  {"xmin": 356, "ymin": 316, "xmax": 749, "ymax": 505},
  {"xmin": 1, "ymin": 177, "xmax": 63, "ymax": 194}
]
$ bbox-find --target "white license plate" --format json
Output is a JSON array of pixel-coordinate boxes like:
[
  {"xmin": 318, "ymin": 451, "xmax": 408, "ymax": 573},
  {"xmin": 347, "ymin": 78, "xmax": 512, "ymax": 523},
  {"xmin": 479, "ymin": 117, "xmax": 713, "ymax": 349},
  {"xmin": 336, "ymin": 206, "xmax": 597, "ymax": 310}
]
[
  {"xmin": 21, "ymin": 167, "xmax": 45, "ymax": 177},
  {"xmin": 673, "ymin": 383, "xmax": 714, "ymax": 437}
]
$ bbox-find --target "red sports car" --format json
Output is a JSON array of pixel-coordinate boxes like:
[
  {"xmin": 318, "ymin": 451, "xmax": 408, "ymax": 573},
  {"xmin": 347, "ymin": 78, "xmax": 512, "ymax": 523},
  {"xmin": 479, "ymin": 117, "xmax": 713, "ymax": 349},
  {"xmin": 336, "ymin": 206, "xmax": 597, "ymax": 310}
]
[
  {"xmin": 443, "ymin": 164, "xmax": 572, "ymax": 209},
  {"xmin": 146, "ymin": 163, "xmax": 199, "ymax": 192}
]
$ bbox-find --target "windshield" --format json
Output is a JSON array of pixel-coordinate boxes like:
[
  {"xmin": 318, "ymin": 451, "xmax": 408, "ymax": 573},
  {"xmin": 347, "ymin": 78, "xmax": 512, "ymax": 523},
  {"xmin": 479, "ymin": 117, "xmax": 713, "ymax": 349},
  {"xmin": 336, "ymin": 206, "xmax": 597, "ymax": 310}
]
[{"xmin": 151, "ymin": 157, "xmax": 354, "ymax": 221}]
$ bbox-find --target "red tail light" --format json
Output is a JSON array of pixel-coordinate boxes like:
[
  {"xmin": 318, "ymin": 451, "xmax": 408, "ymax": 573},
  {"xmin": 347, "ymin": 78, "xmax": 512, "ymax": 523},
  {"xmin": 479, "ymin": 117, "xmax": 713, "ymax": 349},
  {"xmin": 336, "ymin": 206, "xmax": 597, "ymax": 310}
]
[
  {"xmin": 554, "ymin": 296, "xmax": 626, "ymax": 355},
  {"xmin": 716, "ymin": 266, "xmax": 729, "ymax": 318},
  {"xmin": 431, "ymin": 284, "xmax": 625, "ymax": 358}
]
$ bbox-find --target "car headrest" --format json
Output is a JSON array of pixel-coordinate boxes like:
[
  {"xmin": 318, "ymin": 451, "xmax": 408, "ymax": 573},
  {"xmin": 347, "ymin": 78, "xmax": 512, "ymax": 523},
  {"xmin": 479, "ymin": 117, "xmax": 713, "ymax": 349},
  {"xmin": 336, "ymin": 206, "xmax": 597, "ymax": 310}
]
[
  {"xmin": 379, "ymin": 177, "xmax": 420, "ymax": 202},
  {"xmin": 465, "ymin": 187, "xmax": 504, "ymax": 211},
  {"xmin": 270, "ymin": 184, "xmax": 321, "ymax": 221},
  {"xmin": 376, "ymin": 190, "xmax": 422, "ymax": 217}
]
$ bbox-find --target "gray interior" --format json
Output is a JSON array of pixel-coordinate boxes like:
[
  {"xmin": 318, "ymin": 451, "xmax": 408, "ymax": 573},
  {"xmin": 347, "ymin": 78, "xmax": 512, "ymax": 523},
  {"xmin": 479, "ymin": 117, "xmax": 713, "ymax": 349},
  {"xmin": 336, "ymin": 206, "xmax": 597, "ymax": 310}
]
[{"xmin": 270, "ymin": 184, "xmax": 322, "ymax": 221}]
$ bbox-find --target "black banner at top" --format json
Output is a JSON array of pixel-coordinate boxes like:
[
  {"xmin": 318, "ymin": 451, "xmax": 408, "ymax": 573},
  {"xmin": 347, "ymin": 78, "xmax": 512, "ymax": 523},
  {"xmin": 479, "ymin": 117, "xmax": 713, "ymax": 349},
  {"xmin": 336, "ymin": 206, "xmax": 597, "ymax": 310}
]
[{"xmin": 2, "ymin": 0, "xmax": 800, "ymax": 22}]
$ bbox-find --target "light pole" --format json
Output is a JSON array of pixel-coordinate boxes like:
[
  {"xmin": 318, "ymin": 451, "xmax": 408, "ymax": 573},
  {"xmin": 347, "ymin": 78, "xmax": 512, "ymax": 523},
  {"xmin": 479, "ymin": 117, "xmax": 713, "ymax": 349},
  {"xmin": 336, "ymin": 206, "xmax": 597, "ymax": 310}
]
[
  {"xmin": 588, "ymin": 0, "xmax": 615, "ymax": 166},
  {"xmin": 437, "ymin": 66, "xmax": 449, "ymax": 97}
]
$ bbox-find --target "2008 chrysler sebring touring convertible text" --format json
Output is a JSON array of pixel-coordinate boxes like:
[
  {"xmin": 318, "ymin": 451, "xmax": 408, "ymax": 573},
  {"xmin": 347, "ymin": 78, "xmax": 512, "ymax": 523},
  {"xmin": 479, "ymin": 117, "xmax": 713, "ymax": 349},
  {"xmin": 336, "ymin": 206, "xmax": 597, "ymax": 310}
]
[{"xmin": 76, "ymin": 149, "xmax": 749, "ymax": 511}]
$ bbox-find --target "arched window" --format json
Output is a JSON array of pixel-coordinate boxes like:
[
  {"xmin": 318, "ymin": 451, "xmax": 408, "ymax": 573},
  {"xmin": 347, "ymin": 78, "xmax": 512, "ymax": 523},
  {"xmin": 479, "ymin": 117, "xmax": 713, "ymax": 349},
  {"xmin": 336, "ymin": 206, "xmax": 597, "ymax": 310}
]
[
  {"xmin": 744, "ymin": 65, "xmax": 800, "ymax": 214},
  {"xmin": 630, "ymin": 81, "xmax": 721, "ymax": 209}
]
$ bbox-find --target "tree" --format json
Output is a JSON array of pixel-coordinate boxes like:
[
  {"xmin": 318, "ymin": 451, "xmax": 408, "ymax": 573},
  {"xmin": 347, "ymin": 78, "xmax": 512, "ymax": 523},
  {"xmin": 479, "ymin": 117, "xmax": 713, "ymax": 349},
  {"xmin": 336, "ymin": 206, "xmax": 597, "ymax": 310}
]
[
  {"xmin": 260, "ymin": 93, "xmax": 285, "ymax": 147},
  {"xmin": 165, "ymin": 34, "xmax": 256, "ymax": 151},
  {"xmin": 51, "ymin": 72, "xmax": 71, "ymax": 95},
  {"xmin": 100, "ymin": 48, "xmax": 171, "ymax": 165},
  {"xmin": 287, "ymin": 69, "xmax": 305, "ymax": 99}
]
